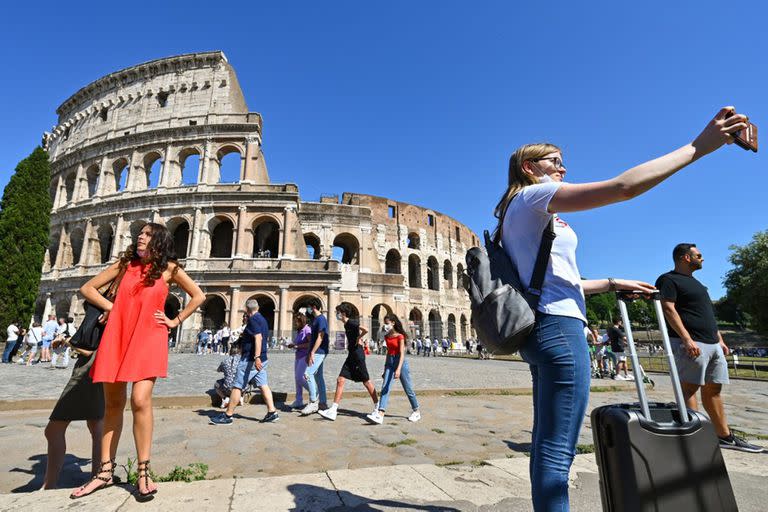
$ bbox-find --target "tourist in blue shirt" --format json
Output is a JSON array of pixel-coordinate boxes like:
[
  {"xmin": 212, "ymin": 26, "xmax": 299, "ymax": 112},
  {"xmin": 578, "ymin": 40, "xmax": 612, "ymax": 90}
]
[
  {"xmin": 210, "ymin": 299, "xmax": 278, "ymax": 425},
  {"xmin": 300, "ymin": 301, "xmax": 328, "ymax": 415}
]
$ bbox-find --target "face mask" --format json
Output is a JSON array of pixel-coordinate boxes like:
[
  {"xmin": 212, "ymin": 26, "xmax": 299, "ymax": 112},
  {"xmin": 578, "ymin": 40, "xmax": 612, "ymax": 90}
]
[
  {"xmin": 335, "ymin": 312, "xmax": 343, "ymax": 321},
  {"xmin": 382, "ymin": 324, "xmax": 393, "ymax": 333},
  {"xmin": 537, "ymin": 173, "xmax": 553, "ymax": 184},
  {"xmin": 137, "ymin": 249, "xmax": 148, "ymax": 258}
]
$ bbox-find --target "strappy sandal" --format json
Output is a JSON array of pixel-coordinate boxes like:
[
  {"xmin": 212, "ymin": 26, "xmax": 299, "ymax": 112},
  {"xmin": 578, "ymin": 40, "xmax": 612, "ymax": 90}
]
[
  {"xmin": 69, "ymin": 459, "xmax": 115, "ymax": 499},
  {"xmin": 135, "ymin": 460, "xmax": 158, "ymax": 501}
]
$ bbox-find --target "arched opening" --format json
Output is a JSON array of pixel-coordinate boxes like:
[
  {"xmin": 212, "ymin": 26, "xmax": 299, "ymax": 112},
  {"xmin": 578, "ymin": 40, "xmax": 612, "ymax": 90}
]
[
  {"xmin": 34, "ymin": 296, "xmax": 47, "ymax": 324},
  {"xmin": 447, "ymin": 314, "xmax": 457, "ymax": 342},
  {"xmin": 217, "ymin": 147, "xmax": 242, "ymax": 183},
  {"xmin": 55, "ymin": 299, "xmax": 70, "ymax": 319},
  {"xmin": 210, "ymin": 218, "xmax": 234, "ymax": 258},
  {"xmin": 427, "ymin": 256, "xmax": 440, "ymax": 291},
  {"xmin": 457, "ymin": 263, "xmax": 465, "ymax": 290},
  {"xmin": 248, "ymin": 294, "xmax": 276, "ymax": 334},
  {"xmin": 168, "ymin": 218, "xmax": 190, "ymax": 259},
  {"xmin": 201, "ymin": 296, "xmax": 227, "ymax": 330},
  {"xmin": 407, "ymin": 232, "xmax": 420, "ymax": 250},
  {"xmin": 165, "ymin": 295, "xmax": 182, "ymax": 347},
  {"xmin": 180, "ymin": 149, "xmax": 200, "ymax": 185},
  {"xmin": 371, "ymin": 303, "xmax": 393, "ymax": 342},
  {"xmin": 49, "ymin": 233, "xmax": 60, "ymax": 268},
  {"xmin": 252, "ymin": 218, "xmax": 280, "ymax": 258},
  {"xmin": 408, "ymin": 254, "xmax": 422, "ymax": 288},
  {"xmin": 331, "ymin": 233, "xmax": 359, "ymax": 264},
  {"xmin": 443, "ymin": 260, "xmax": 454, "ymax": 289},
  {"xmin": 385, "ymin": 249, "xmax": 401, "ymax": 274},
  {"xmin": 409, "ymin": 308, "xmax": 424, "ymax": 338},
  {"xmin": 97, "ymin": 224, "xmax": 114, "ymax": 264},
  {"xmin": 460, "ymin": 314, "xmax": 468, "ymax": 342},
  {"xmin": 86, "ymin": 165, "xmax": 100, "ymax": 198},
  {"xmin": 113, "ymin": 158, "xmax": 129, "ymax": 192},
  {"xmin": 304, "ymin": 233, "xmax": 321, "ymax": 260},
  {"xmin": 293, "ymin": 295, "xmax": 324, "ymax": 314},
  {"xmin": 70, "ymin": 228, "xmax": 85, "ymax": 265},
  {"xmin": 429, "ymin": 309, "xmax": 443, "ymax": 339},
  {"xmin": 144, "ymin": 153, "xmax": 163, "ymax": 189},
  {"xmin": 65, "ymin": 173, "xmax": 76, "ymax": 203}
]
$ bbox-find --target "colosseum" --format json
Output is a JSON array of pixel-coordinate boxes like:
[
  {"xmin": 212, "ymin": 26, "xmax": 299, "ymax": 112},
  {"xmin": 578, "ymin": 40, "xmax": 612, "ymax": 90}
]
[{"xmin": 39, "ymin": 51, "xmax": 479, "ymax": 350}]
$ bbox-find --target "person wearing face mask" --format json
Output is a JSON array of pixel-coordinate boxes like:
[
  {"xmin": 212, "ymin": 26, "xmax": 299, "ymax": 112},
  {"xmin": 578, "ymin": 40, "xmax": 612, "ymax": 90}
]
[
  {"xmin": 498, "ymin": 107, "xmax": 750, "ymax": 511},
  {"xmin": 318, "ymin": 304, "xmax": 379, "ymax": 421},
  {"xmin": 300, "ymin": 301, "xmax": 329, "ymax": 415},
  {"xmin": 366, "ymin": 314, "xmax": 420, "ymax": 425}
]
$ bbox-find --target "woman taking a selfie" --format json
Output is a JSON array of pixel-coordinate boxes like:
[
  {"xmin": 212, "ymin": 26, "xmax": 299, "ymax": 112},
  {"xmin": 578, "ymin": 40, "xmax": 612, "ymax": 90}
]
[
  {"xmin": 70, "ymin": 223, "xmax": 205, "ymax": 500},
  {"xmin": 499, "ymin": 108, "xmax": 748, "ymax": 511}
]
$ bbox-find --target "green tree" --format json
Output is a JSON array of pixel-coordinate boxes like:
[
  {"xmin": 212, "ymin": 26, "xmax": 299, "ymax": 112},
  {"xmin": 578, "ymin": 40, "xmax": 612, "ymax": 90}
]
[
  {"xmin": 0, "ymin": 147, "xmax": 51, "ymax": 330},
  {"xmin": 723, "ymin": 231, "xmax": 768, "ymax": 335},
  {"xmin": 585, "ymin": 292, "xmax": 617, "ymax": 327}
]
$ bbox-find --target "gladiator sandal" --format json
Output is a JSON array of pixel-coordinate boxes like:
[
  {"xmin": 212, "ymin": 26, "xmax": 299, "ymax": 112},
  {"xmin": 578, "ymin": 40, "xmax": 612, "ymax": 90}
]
[
  {"xmin": 135, "ymin": 460, "xmax": 158, "ymax": 501},
  {"xmin": 69, "ymin": 459, "xmax": 115, "ymax": 499}
]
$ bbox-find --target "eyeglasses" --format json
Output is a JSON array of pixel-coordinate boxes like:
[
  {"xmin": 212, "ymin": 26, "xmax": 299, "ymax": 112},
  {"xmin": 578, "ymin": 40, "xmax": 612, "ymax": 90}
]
[
  {"xmin": 690, "ymin": 253, "xmax": 703, "ymax": 259},
  {"xmin": 531, "ymin": 156, "xmax": 565, "ymax": 170}
]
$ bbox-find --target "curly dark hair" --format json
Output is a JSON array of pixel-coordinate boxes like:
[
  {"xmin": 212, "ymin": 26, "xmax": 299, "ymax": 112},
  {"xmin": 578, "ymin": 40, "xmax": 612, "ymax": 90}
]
[
  {"xmin": 383, "ymin": 314, "xmax": 408, "ymax": 341},
  {"xmin": 118, "ymin": 222, "xmax": 180, "ymax": 287}
]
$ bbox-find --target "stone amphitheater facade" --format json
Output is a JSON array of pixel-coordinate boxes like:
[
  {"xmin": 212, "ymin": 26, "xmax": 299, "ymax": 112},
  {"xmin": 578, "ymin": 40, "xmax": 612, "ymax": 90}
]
[{"xmin": 40, "ymin": 51, "xmax": 478, "ymax": 350}]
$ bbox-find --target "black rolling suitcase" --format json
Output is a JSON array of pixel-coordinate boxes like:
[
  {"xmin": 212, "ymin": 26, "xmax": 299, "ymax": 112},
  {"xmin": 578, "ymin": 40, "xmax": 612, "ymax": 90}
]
[{"xmin": 591, "ymin": 291, "xmax": 738, "ymax": 512}]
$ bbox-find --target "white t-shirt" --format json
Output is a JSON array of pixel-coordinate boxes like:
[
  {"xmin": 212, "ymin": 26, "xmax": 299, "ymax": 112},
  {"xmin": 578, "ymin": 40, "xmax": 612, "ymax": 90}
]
[
  {"xmin": 6, "ymin": 325, "xmax": 19, "ymax": 342},
  {"xmin": 502, "ymin": 182, "xmax": 586, "ymax": 323}
]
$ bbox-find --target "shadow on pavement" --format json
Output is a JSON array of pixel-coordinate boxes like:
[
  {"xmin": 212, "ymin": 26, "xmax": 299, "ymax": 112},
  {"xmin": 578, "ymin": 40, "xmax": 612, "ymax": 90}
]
[
  {"xmin": 503, "ymin": 440, "xmax": 532, "ymax": 453},
  {"xmin": 286, "ymin": 483, "xmax": 462, "ymax": 511},
  {"xmin": 10, "ymin": 453, "xmax": 91, "ymax": 493}
]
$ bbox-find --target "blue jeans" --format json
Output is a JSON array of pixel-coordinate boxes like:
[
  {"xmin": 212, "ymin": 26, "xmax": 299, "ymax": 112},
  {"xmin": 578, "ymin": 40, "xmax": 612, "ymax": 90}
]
[
  {"xmin": 2, "ymin": 341, "xmax": 16, "ymax": 363},
  {"xmin": 303, "ymin": 353, "xmax": 327, "ymax": 403},
  {"xmin": 519, "ymin": 313, "xmax": 590, "ymax": 512},
  {"xmin": 379, "ymin": 355, "xmax": 419, "ymax": 411}
]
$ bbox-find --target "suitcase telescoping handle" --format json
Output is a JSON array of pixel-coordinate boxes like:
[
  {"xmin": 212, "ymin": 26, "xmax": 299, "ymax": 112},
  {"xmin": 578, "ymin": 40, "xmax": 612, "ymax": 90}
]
[{"xmin": 615, "ymin": 291, "xmax": 691, "ymax": 424}]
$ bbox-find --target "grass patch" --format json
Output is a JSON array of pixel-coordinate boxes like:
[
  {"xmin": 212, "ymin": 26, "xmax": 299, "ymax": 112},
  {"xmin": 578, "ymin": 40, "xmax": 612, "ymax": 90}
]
[
  {"xmin": 730, "ymin": 428, "xmax": 768, "ymax": 441},
  {"xmin": 387, "ymin": 438, "xmax": 418, "ymax": 448},
  {"xmin": 471, "ymin": 459, "xmax": 490, "ymax": 466},
  {"xmin": 576, "ymin": 444, "xmax": 595, "ymax": 454},
  {"xmin": 122, "ymin": 459, "xmax": 208, "ymax": 485},
  {"xmin": 432, "ymin": 428, "xmax": 445, "ymax": 434},
  {"xmin": 436, "ymin": 460, "xmax": 464, "ymax": 467},
  {"xmin": 447, "ymin": 390, "xmax": 481, "ymax": 397}
]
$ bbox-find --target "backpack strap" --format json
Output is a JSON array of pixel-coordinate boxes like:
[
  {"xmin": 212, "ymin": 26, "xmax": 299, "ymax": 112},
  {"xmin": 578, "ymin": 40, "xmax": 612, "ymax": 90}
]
[{"xmin": 525, "ymin": 216, "xmax": 556, "ymax": 309}]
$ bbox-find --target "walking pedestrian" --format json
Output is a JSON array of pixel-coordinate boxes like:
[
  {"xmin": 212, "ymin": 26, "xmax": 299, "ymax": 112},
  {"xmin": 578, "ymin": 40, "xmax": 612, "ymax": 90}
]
[
  {"xmin": 300, "ymin": 301, "xmax": 329, "ymax": 415},
  {"xmin": 286, "ymin": 312, "xmax": 312, "ymax": 409},
  {"xmin": 2, "ymin": 320, "xmax": 20, "ymax": 363},
  {"xmin": 41, "ymin": 315, "xmax": 58, "ymax": 363}
]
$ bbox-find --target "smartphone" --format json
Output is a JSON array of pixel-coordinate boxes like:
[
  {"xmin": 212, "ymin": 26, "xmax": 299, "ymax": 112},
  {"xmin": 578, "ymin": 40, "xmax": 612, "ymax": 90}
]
[{"xmin": 725, "ymin": 110, "xmax": 758, "ymax": 152}]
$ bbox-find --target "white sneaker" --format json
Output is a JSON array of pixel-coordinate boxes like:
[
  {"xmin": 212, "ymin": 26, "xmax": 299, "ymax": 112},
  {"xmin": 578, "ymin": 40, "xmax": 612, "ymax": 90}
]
[
  {"xmin": 318, "ymin": 407, "xmax": 338, "ymax": 421},
  {"xmin": 408, "ymin": 410, "xmax": 421, "ymax": 423},
  {"xmin": 366, "ymin": 411, "xmax": 384, "ymax": 425},
  {"xmin": 288, "ymin": 400, "xmax": 305, "ymax": 409},
  {"xmin": 221, "ymin": 397, "xmax": 230, "ymax": 408},
  {"xmin": 300, "ymin": 401, "xmax": 319, "ymax": 416}
]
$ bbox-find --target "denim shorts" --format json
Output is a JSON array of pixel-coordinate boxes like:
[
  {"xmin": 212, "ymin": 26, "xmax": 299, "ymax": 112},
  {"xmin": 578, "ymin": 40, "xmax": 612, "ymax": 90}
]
[{"xmin": 233, "ymin": 359, "xmax": 269, "ymax": 389}]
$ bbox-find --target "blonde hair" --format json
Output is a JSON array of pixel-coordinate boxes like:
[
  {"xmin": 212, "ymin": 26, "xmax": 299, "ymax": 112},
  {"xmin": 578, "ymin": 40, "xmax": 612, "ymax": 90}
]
[{"xmin": 493, "ymin": 143, "xmax": 562, "ymax": 237}]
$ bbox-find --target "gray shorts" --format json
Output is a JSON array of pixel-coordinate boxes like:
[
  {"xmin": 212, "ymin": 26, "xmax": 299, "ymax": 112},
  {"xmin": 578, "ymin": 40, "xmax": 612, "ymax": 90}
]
[{"xmin": 670, "ymin": 338, "xmax": 730, "ymax": 386}]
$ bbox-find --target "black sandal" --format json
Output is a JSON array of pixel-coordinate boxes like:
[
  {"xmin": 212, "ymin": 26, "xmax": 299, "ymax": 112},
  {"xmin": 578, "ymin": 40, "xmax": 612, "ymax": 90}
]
[
  {"xmin": 69, "ymin": 459, "xmax": 115, "ymax": 499},
  {"xmin": 135, "ymin": 460, "xmax": 158, "ymax": 501}
]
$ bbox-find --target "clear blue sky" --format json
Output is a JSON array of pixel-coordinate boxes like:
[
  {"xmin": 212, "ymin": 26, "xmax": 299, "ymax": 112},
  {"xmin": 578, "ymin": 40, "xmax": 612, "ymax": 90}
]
[{"xmin": 0, "ymin": 1, "xmax": 765, "ymax": 299}]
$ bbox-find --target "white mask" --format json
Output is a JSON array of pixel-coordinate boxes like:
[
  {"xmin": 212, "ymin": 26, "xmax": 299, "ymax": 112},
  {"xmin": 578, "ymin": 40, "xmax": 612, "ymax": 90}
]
[
  {"xmin": 335, "ymin": 312, "xmax": 343, "ymax": 321},
  {"xmin": 137, "ymin": 249, "xmax": 148, "ymax": 258},
  {"xmin": 382, "ymin": 324, "xmax": 393, "ymax": 333},
  {"xmin": 538, "ymin": 173, "xmax": 553, "ymax": 184}
]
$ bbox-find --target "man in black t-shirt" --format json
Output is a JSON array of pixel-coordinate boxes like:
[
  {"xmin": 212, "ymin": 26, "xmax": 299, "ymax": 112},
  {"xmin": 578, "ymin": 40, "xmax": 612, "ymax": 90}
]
[
  {"xmin": 607, "ymin": 318, "xmax": 629, "ymax": 380},
  {"xmin": 318, "ymin": 303, "xmax": 379, "ymax": 421},
  {"xmin": 656, "ymin": 243, "xmax": 762, "ymax": 453}
]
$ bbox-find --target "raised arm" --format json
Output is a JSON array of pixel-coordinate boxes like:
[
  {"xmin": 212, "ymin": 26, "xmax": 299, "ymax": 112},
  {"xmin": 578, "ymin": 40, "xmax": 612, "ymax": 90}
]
[{"xmin": 548, "ymin": 108, "xmax": 748, "ymax": 213}]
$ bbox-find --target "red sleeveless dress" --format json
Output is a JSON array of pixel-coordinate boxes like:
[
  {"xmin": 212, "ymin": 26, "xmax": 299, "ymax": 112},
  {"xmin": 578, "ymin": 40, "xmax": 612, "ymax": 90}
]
[{"xmin": 90, "ymin": 260, "xmax": 170, "ymax": 383}]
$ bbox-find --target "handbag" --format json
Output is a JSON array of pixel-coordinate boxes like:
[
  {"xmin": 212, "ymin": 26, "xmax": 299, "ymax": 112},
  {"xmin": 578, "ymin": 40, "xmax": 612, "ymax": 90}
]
[{"xmin": 69, "ymin": 267, "xmax": 126, "ymax": 353}]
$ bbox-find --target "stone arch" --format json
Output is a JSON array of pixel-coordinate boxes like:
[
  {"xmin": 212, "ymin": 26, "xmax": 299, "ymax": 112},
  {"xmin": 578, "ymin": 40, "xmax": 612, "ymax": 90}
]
[
  {"xmin": 456, "ymin": 263, "xmax": 465, "ymax": 290},
  {"xmin": 409, "ymin": 308, "xmax": 424, "ymax": 337},
  {"xmin": 427, "ymin": 256, "xmax": 440, "ymax": 291},
  {"xmin": 304, "ymin": 233, "xmax": 321, "ymax": 260},
  {"xmin": 292, "ymin": 294, "xmax": 324, "ymax": 313},
  {"xmin": 49, "ymin": 231, "xmax": 60, "ymax": 268},
  {"xmin": 167, "ymin": 217, "xmax": 190, "ymax": 259},
  {"xmin": 86, "ymin": 164, "xmax": 100, "ymax": 198},
  {"xmin": 201, "ymin": 295, "xmax": 228, "ymax": 330},
  {"xmin": 385, "ymin": 249, "xmax": 401, "ymax": 274},
  {"xmin": 55, "ymin": 298, "xmax": 71, "ymax": 319},
  {"xmin": 64, "ymin": 172, "xmax": 77, "ymax": 203},
  {"xmin": 407, "ymin": 232, "xmax": 421, "ymax": 250},
  {"xmin": 49, "ymin": 181, "xmax": 58, "ymax": 205},
  {"xmin": 143, "ymin": 151, "xmax": 163, "ymax": 189},
  {"xmin": 252, "ymin": 216, "xmax": 280, "ymax": 258},
  {"xmin": 179, "ymin": 147, "xmax": 202, "ymax": 185},
  {"xmin": 247, "ymin": 294, "xmax": 276, "ymax": 332},
  {"xmin": 443, "ymin": 260, "xmax": 454, "ymax": 288},
  {"xmin": 215, "ymin": 145, "xmax": 243, "ymax": 183},
  {"xmin": 428, "ymin": 309, "xmax": 443, "ymax": 339},
  {"xmin": 97, "ymin": 224, "xmax": 114, "ymax": 264},
  {"xmin": 209, "ymin": 216, "xmax": 235, "ymax": 258},
  {"xmin": 447, "ymin": 313, "xmax": 457, "ymax": 341},
  {"xmin": 70, "ymin": 227, "xmax": 85, "ymax": 266},
  {"xmin": 408, "ymin": 254, "xmax": 422, "ymax": 288},
  {"xmin": 331, "ymin": 233, "xmax": 360, "ymax": 264},
  {"xmin": 34, "ymin": 296, "xmax": 47, "ymax": 324},
  {"xmin": 370, "ymin": 303, "xmax": 393, "ymax": 342},
  {"xmin": 460, "ymin": 314, "xmax": 468, "ymax": 342},
  {"xmin": 113, "ymin": 158, "xmax": 130, "ymax": 193}
]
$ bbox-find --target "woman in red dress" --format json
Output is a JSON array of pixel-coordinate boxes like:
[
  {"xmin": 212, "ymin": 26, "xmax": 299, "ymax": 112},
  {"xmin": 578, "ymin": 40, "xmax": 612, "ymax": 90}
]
[{"xmin": 71, "ymin": 223, "xmax": 205, "ymax": 500}]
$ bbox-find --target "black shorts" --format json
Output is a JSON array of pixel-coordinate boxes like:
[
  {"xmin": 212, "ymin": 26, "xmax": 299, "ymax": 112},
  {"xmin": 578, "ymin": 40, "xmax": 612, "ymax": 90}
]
[{"xmin": 339, "ymin": 347, "xmax": 370, "ymax": 382}]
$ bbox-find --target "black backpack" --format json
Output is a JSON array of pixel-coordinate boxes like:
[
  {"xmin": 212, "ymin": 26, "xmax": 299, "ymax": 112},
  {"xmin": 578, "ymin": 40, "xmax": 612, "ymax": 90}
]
[{"xmin": 463, "ymin": 208, "xmax": 555, "ymax": 355}]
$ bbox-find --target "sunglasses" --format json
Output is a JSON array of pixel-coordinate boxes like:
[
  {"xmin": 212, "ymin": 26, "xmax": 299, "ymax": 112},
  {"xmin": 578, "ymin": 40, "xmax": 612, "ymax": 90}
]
[{"xmin": 531, "ymin": 156, "xmax": 564, "ymax": 170}]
